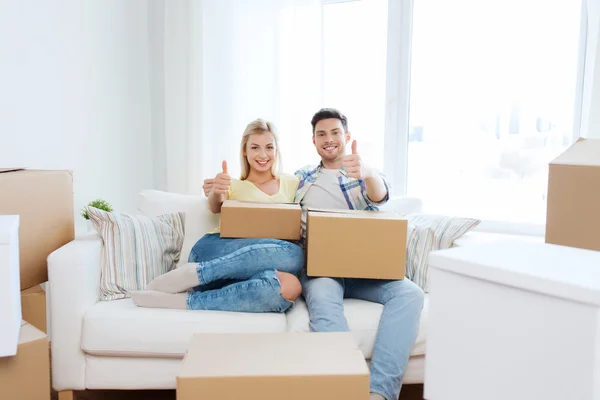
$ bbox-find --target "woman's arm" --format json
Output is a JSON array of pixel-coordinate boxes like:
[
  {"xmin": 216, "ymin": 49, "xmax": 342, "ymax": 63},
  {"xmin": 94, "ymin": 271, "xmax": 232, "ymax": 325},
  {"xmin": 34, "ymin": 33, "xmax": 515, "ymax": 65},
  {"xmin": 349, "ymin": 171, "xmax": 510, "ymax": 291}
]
[
  {"xmin": 208, "ymin": 191, "xmax": 228, "ymax": 214},
  {"xmin": 209, "ymin": 160, "xmax": 231, "ymax": 213}
]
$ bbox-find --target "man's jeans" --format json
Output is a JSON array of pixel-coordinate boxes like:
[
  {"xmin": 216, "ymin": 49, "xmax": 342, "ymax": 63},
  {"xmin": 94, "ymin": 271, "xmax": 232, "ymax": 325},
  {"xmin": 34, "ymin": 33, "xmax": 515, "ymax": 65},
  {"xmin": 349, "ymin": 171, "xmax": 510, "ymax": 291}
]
[
  {"xmin": 300, "ymin": 269, "xmax": 424, "ymax": 400},
  {"xmin": 186, "ymin": 233, "xmax": 304, "ymax": 312}
]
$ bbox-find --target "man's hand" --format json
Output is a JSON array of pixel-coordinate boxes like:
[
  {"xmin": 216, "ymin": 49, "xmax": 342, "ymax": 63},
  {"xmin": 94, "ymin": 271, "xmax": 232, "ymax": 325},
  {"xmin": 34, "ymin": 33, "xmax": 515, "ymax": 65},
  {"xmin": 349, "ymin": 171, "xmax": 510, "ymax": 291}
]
[
  {"xmin": 211, "ymin": 160, "xmax": 231, "ymax": 195},
  {"xmin": 202, "ymin": 178, "xmax": 215, "ymax": 197},
  {"xmin": 342, "ymin": 140, "xmax": 373, "ymax": 180}
]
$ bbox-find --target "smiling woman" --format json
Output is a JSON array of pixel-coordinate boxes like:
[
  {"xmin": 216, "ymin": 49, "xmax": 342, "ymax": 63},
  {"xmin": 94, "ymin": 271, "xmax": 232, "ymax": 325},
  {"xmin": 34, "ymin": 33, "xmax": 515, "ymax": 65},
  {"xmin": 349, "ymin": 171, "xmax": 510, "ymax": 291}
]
[{"xmin": 130, "ymin": 118, "xmax": 305, "ymax": 315}]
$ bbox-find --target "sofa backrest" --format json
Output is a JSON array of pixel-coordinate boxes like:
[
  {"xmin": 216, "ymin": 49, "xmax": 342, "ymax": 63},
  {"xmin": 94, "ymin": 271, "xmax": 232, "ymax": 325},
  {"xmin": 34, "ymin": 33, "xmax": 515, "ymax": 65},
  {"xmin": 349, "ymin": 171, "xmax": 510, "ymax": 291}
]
[
  {"xmin": 137, "ymin": 190, "xmax": 219, "ymax": 265},
  {"xmin": 136, "ymin": 190, "xmax": 423, "ymax": 265}
]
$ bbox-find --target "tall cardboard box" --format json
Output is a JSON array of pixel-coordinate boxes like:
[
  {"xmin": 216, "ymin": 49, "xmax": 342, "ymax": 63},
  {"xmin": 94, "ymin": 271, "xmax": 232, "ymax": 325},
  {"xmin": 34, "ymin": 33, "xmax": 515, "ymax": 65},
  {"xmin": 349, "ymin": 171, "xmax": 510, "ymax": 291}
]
[
  {"xmin": 220, "ymin": 200, "xmax": 302, "ymax": 240},
  {"xmin": 0, "ymin": 215, "xmax": 21, "ymax": 357},
  {"xmin": 545, "ymin": 138, "xmax": 600, "ymax": 251},
  {"xmin": 0, "ymin": 169, "xmax": 74, "ymax": 290},
  {"xmin": 177, "ymin": 332, "xmax": 369, "ymax": 400},
  {"xmin": 306, "ymin": 209, "xmax": 408, "ymax": 279},
  {"xmin": 0, "ymin": 321, "xmax": 50, "ymax": 400}
]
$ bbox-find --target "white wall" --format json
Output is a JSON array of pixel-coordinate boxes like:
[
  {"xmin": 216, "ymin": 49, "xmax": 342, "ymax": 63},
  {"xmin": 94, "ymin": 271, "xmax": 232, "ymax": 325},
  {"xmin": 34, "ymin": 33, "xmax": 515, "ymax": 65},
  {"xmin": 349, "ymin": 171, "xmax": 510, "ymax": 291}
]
[
  {"xmin": 582, "ymin": 0, "xmax": 600, "ymax": 138},
  {"xmin": 0, "ymin": 0, "xmax": 154, "ymax": 233}
]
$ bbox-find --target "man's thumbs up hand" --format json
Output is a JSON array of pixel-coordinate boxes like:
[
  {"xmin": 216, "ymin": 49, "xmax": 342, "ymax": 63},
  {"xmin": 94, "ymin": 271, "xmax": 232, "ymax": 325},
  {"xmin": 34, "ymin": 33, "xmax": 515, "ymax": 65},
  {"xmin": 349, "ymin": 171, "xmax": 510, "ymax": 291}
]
[{"xmin": 342, "ymin": 140, "xmax": 372, "ymax": 180}]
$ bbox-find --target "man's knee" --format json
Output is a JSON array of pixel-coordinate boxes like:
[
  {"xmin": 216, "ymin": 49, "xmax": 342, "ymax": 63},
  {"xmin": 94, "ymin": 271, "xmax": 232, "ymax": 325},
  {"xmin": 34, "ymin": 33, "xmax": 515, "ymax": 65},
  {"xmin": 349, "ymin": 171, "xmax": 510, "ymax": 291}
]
[
  {"xmin": 389, "ymin": 279, "xmax": 425, "ymax": 308},
  {"xmin": 277, "ymin": 271, "xmax": 302, "ymax": 302}
]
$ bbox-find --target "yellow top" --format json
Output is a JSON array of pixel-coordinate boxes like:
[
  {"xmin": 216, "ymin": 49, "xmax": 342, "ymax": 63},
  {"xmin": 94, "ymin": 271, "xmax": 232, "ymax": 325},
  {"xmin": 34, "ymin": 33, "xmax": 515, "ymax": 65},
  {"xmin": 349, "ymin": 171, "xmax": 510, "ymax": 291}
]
[{"xmin": 209, "ymin": 173, "xmax": 299, "ymax": 234}]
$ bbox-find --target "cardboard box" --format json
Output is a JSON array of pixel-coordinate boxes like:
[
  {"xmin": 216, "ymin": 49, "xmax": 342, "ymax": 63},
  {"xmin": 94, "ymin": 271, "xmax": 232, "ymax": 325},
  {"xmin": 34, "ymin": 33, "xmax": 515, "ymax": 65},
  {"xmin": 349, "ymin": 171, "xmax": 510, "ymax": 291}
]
[
  {"xmin": 0, "ymin": 168, "xmax": 74, "ymax": 290},
  {"xmin": 545, "ymin": 138, "xmax": 600, "ymax": 251},
  {"xmin": 177, "ymin": 332, "xmax": 369, "ymax": 400},
  {"xmin": 0, "ymin": 321, "xmax": 50, "ymax": 400},
  {"xmin": 0, "ymin": 215, "xmax": 21, "ymax": 357},
  {"xmin": 220, "ymin": 200, "xmax": 302, "ymax": 240},
  {"xmin": 21, "ymin": 285, "xmax": 47, "ymax": 333},
  {"xmin": 306, "ymin": 209, "xmax": 407, "ymax": 279}
]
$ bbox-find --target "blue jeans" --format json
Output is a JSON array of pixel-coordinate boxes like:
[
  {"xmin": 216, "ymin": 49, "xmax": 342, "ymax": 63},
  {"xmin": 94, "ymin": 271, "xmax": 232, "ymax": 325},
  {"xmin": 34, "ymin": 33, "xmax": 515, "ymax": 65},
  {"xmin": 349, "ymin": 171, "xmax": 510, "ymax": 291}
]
[
  {"xmin": 186, "ymin": 234, "xmax": 304, "ymax": 313},
  {"xmin": 300, "ymin": 270, "xmax": 424, "ymax": 400}
]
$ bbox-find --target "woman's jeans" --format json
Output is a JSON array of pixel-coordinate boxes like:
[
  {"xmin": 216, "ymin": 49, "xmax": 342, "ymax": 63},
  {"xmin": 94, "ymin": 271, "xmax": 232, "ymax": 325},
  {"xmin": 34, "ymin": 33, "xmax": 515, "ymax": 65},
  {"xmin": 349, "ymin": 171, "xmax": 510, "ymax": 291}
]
[{"xmin": 186, "ymin": 233, "xmax": 304, "ymax": 313}]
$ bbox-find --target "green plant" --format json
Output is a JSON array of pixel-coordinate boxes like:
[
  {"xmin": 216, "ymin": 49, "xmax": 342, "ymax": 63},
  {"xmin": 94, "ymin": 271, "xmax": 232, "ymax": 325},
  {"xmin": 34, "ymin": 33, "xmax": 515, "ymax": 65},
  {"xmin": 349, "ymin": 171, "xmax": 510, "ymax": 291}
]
[{"xmin": 81, "ymin": 199, "xmax": 113, "ymax": 220}]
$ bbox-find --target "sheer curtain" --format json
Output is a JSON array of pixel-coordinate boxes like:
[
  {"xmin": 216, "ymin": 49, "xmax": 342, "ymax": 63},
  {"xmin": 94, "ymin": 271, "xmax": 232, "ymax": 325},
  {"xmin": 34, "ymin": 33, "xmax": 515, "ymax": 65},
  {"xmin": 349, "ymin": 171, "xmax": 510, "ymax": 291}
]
[
  {"xmin": 150, "ymin": 0, "xmax": 323, "ymax": 194},
  {"xmin": 581, "ymin": 0, "xmax": 600, "ymax": 139}
]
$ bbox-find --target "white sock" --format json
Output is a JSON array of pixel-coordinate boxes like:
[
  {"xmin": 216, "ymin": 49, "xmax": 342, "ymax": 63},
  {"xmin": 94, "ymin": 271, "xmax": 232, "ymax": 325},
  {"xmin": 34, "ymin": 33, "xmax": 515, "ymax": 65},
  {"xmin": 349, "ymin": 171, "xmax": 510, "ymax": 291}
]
[
  {"xmin": 131, "ymin": 290, "xmax": 188, "ymax": 309},
  {"xmin": 370, "ymin": 393, "xmax": 386, "ymax": 400},
  {"xmin": 146, "ymin": 263, "xmax": 200, "ymax": 293}
]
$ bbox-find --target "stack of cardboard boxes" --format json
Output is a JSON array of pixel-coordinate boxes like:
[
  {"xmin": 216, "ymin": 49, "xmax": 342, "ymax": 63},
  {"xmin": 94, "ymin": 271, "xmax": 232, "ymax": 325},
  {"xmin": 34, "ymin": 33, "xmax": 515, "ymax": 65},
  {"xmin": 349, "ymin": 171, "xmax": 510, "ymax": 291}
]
[
  {"xmin": 545, "ymin": 138, "xmax": 600, "ymax": 251},
  {"xmin": 0, "ymin": 169, "xmax": 75, "ymax": 399},
  {"xmin": 220, "ymin": 200, "xmax": 408, "ymax": 279}
]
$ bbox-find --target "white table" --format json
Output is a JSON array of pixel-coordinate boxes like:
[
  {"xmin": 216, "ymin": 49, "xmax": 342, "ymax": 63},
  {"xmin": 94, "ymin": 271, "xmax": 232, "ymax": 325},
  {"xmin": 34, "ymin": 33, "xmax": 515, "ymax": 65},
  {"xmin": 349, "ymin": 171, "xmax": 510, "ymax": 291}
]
[
  {"xmin": 424, "ymin": 239, "xmax": 600, "ymax": 400},
  {"xmin": 0, "ymin": 215, "xmax": 21, "ymax": 357}
]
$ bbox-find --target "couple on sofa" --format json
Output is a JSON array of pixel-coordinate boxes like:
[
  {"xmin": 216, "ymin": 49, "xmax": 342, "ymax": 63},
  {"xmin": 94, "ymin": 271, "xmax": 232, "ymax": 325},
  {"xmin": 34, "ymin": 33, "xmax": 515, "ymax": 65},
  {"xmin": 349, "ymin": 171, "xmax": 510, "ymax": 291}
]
[{"xmin": 132, "ymin": 108, "xmax": 424, "ymax": 400}]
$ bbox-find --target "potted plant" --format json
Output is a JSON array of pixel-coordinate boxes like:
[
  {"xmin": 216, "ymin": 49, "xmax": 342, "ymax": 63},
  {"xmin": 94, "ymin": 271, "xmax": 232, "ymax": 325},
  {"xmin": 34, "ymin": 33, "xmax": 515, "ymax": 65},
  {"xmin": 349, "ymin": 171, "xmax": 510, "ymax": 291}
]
[{"xmin": 81, "ymin": 199, "xmax": 113, "ymax": 231}]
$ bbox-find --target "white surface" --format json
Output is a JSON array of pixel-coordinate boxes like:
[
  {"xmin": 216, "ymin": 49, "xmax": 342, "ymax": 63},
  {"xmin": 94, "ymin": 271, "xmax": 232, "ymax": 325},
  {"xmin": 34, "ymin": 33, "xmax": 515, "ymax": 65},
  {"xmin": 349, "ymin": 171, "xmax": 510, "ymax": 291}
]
[
  {"xmin": 82, "ymin": 299, "xmax": 287, "ymax": 357},
  {"xmin": 48, "ymin": 235, "xmax": 102, "ymax": 391},
  {"xmin": 286, "ymin": 297, "xmax": 428, "ymax": 358},
  {"xmin": 430, "ymin": 240, "xmax": 600, "ymax": 307},
  {"xmin": 0, "ymin": 0, "xmax": 153, "ymax": 235},
  {"xmin": 0, "ymin": 215, "xmax": 21, "ymax": 357},
  {"xmin": 425, "ymin": 240, "xmax": 600, "ymax": 400}
]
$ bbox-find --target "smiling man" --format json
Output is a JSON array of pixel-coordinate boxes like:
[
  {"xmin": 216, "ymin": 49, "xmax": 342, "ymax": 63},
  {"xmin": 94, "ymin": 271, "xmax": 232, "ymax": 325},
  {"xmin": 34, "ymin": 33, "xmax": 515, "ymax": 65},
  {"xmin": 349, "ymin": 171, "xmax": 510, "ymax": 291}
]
[{"xmin": 294, "ymin": 108, "xmax": 424, "ymax": 400}]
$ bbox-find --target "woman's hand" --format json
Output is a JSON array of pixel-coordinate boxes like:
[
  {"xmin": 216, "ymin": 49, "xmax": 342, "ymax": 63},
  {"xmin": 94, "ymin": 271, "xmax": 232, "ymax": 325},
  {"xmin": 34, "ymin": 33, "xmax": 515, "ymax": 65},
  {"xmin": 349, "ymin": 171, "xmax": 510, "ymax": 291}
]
[{"xmin": 211, "ymin": 161, "xmax": 231, "ymax": 195}]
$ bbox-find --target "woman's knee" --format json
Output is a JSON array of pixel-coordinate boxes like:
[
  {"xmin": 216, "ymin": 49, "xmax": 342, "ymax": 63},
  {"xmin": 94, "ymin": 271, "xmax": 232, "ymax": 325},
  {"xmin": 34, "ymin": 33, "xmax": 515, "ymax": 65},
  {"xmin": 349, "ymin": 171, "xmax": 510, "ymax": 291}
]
[
  {"xmin": 283, "ymin": 242, "xmax": 305, "ymax": 272},
  {"xmin": 276, "ymin": 271, "xmax": 302, "ymax": 302}
]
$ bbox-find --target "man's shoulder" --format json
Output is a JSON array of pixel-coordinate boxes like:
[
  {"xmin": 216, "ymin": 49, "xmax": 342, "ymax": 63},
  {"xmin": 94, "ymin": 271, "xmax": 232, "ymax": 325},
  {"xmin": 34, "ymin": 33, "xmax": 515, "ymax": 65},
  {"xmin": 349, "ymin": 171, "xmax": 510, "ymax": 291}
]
[{"xmin": 294, "ymin": 164, "xmax": 319, "ymax": 177}]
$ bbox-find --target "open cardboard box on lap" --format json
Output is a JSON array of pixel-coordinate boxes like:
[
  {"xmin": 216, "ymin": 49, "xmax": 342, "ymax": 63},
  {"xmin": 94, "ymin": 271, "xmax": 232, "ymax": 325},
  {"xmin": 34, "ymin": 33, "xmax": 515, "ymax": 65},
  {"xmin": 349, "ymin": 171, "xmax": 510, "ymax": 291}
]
[
  {"xmin": 306, "ymin": 208, "xmax": 408, "ymax": 279},
  {"xmin": 219, "ymin": 200, "xmax": 302, "ymax": 241},
  {"xmin": 0, "ymin": 168, "xmax": 74, "ymax": 333},
  {"xmin": 545, "ymin": 138, "xmax": 600, "ymax": 251}
]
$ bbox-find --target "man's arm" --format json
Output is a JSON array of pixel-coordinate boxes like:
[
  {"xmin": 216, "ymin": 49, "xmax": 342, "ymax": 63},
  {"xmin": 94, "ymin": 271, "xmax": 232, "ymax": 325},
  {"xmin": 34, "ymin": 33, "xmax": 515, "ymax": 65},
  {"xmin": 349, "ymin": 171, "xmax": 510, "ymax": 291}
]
[{"xmin": 364, "ymin": 173, "xmax": 388, "ymax": 203}]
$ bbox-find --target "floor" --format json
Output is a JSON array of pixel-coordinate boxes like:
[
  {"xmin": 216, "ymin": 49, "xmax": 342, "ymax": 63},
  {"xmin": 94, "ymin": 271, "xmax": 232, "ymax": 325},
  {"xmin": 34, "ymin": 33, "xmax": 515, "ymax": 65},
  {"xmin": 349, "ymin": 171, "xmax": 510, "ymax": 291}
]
[{"xmin": 51, "ymin": 385, "xmax": 425, "ymax": 400}]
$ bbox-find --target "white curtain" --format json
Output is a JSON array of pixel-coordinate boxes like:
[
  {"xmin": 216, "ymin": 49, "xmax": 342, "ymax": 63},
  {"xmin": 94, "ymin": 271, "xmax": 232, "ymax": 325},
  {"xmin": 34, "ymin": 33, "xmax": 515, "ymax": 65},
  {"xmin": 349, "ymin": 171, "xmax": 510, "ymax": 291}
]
[
  {"xmin": 581, "ymin": 0, "xmax": 600, "ymax": 138},
  {"xmin": 150, "ymin": 0, "xmax": 323, "ymax": 194}
]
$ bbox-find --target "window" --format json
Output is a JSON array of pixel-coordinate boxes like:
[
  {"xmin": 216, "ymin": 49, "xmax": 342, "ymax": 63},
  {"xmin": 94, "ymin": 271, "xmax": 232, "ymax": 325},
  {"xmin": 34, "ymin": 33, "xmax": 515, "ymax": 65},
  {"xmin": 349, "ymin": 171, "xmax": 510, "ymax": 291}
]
[
  {"xmin": 405, "ymin": 0, "xmax": 584, "ymax": 229},
  {"xmin": 322, "ymin": 0, "xmax": 389, "ymax": 171},
  {"xmin": 322, "ymin": 0, "xmax": 586, "ymax": 235}
]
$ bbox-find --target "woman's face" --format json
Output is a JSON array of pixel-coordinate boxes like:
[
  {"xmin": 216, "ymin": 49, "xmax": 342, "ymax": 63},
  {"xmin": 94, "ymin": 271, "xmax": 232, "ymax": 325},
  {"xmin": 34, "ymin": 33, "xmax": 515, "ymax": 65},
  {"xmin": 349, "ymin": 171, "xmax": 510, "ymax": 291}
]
[{"xmin": 245, "ymin": 132, "xmax": 276, "ymax": 174}]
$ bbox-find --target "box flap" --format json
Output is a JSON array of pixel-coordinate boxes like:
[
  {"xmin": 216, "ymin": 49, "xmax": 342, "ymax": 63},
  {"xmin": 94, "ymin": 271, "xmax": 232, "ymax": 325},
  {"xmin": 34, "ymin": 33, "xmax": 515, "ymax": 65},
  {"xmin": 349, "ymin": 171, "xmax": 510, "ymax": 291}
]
[
  {"xmin": 18, "ymin": 321, "xmax": 46, "ymax": 344},
  {"xmin": 0, "ymin": 168, "xmax": 25, "ymax": 174},
  {"xmin": 180, "ymin": 332, "xmax": 367, "ymax": 378},
  {"xmin": 307, "ymin": 208, "xmax": 404, "ymax": 220},
  {"xmin": 223, "ymin": 200, "xmax": 300, "ymax": 209},
  {"xmin": 550, "ymin": 138, "xmax": 600, "ymax": 166}
]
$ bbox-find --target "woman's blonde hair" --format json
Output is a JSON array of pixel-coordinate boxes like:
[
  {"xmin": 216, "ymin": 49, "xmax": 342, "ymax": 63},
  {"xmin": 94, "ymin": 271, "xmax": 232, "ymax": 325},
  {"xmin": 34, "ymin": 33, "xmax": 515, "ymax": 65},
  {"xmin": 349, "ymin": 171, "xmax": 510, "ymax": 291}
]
[{"xmin": 239, "ymin": 118, "xmax": 282, "ymax": 180}]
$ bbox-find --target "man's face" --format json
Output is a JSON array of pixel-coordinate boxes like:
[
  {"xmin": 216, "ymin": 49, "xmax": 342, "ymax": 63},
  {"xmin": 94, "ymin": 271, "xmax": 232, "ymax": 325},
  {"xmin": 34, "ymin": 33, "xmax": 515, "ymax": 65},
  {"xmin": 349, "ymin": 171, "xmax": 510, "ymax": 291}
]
[{"xmin": 312, "ymin": 118, "xmax": 350, "ymax": 163}]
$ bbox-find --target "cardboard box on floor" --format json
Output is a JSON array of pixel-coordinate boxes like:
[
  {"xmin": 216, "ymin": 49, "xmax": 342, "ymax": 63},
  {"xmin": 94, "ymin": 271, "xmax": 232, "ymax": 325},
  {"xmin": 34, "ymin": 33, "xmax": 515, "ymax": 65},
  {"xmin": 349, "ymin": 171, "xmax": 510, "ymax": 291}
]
[
  {"xmin": 545, "ymin": 138, "xmax": 600, "ymax": 251},
  {"xmin": 21, "ymin": 285, "xmax": 47, "ymax": 333},
  {"xmin": 0, "ymin": 321, "xmax": 50, "ymax": 400},
  {"xmin": 177, "ymin": 332, "xmax": 369, "ymax": 400},
  {"xmin": 306, "ymin": 209, "xmax": 408, "ymax": 279},
  {"xmin": 0, "ymin": 215, "xmax": 21, "ymax": 357},
  {"xmin": 219, "ymin": 200, "xmax": 302, "ymax": 240},
  {"xmin": 0, "ymin": 168, "xmax": 74, "ymax": 290}
]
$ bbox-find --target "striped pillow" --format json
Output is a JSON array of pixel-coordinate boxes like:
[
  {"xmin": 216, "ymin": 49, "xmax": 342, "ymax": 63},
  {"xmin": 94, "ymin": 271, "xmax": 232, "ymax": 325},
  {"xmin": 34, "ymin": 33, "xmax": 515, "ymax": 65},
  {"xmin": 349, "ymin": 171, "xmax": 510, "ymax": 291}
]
[
  {"xmin": 405, "ymin": 213, "xmax": 480, "ymax": 292},
  {"xmin": 87, "ymin": 207, "xmax": 185, "ymax": 301}
]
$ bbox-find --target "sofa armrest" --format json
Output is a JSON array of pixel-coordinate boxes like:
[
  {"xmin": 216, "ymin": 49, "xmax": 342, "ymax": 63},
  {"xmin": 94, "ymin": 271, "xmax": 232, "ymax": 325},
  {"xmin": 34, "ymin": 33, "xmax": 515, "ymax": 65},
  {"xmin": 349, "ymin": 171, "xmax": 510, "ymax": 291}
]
[{"xmin": 48, "ymin": 234, "xmax": 102, "ymax": 391}]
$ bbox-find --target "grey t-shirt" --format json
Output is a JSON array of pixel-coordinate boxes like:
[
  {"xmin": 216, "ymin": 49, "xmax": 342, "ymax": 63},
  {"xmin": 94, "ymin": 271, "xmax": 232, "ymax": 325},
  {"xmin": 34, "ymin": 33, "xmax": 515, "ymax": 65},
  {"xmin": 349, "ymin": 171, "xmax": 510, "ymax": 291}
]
[{"xmin": 300, "ymin": 169, "xmax": 349, "ymax": 239}]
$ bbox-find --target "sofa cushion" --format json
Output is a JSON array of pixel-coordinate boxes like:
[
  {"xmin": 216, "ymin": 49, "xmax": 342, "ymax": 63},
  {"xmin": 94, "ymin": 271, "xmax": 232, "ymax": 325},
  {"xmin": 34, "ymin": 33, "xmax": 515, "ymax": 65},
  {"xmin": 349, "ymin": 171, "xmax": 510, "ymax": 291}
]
[
  {"xmin": 137, "ymin": 190, "xmax": 219, "ymax": 265},
  {"xmin": 286, "ymin": 296, "xmax": 428, "ymax": 358},
  {"xmin": 81, "ymin": 299, "xmax": 287, "ymax": 357}
]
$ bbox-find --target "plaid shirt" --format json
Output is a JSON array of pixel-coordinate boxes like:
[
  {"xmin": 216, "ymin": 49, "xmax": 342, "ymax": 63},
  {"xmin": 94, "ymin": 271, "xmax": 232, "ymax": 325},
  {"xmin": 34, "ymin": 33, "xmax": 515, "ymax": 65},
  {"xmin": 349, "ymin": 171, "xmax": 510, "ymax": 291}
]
[
  {"xmin": 294, "ymin": 163, "xmax": 390, "ymax": 210},
  {"xmin": 294, "ymin": 163, "xmax": 390, "ymax": 247}
]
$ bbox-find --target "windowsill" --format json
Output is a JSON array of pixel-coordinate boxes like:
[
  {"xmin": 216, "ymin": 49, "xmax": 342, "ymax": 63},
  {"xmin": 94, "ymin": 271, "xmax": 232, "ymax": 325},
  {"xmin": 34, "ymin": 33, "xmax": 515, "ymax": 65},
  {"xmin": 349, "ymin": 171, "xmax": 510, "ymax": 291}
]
[{"xmin": 455, "ymin": 231, "xmax": 544, "ymax": 247}]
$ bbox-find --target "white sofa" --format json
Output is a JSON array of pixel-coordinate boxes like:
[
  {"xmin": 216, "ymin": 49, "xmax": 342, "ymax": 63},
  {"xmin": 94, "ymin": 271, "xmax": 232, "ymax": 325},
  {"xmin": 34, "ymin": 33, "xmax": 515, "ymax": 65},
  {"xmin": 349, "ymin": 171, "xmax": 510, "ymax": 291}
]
[{"xmin": 48, "ymin": 190, "xmax": 428, "ymax": 398}]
